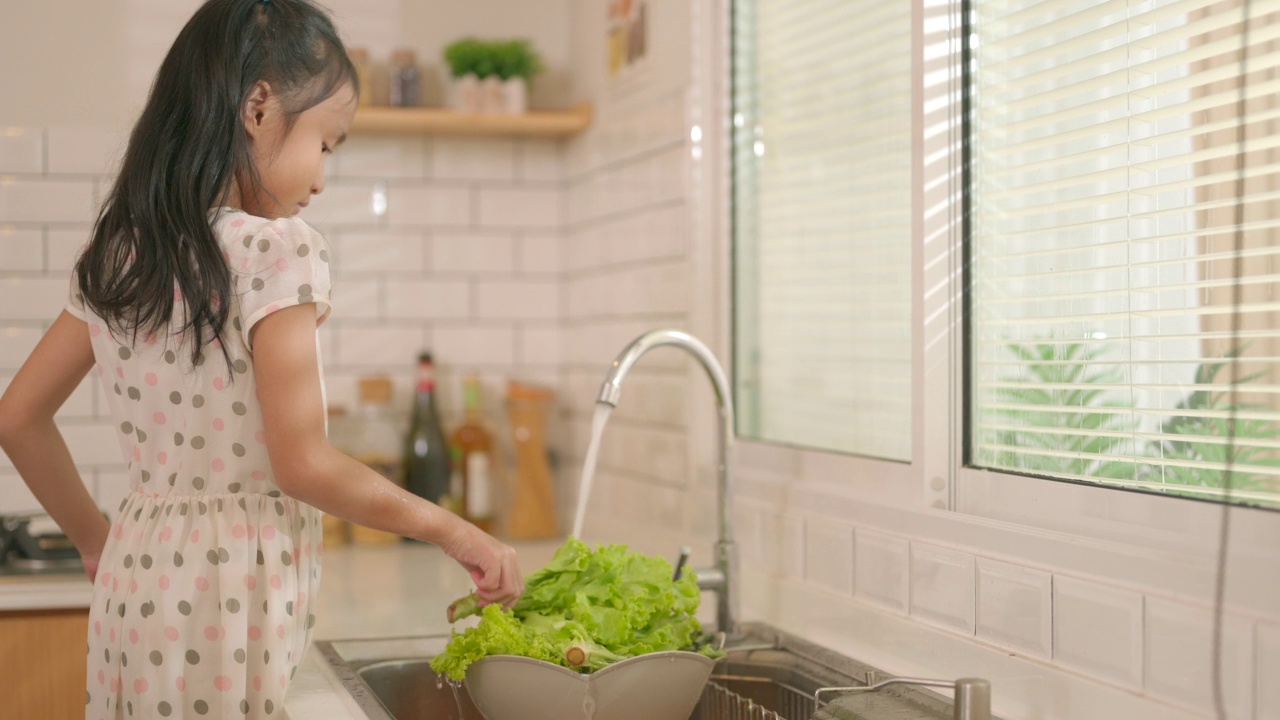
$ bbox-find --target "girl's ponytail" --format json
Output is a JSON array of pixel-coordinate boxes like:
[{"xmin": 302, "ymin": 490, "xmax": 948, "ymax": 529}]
[{"xmin": 76, "ymin": 0, "xmax": 357, "ymax": 370}]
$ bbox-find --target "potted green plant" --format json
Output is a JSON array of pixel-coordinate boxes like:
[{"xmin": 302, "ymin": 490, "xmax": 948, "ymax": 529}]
[{"xmin": 443, "ymin": 37, "xmax": 543, "ymax": 114}]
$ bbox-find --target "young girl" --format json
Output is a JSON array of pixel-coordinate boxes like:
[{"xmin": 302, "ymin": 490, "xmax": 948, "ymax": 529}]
[{"xmin": 0, "ymin": 0, "xmax": 524, "ymax": 717}]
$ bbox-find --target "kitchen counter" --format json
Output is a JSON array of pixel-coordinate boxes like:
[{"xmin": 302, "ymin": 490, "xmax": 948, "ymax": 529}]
[{"xmin": 0, "ymin": 539, "xmax": 566, "ymax": 720}]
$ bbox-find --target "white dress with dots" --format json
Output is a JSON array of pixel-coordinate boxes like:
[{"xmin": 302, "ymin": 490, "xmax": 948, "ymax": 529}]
[{"xmin": 71, "ymin": 209, "xmax": 333, "ymax": 719}]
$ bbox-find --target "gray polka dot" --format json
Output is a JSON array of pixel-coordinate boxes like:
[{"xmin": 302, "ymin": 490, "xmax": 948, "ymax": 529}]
[
  {"xmin": 274, "ymin": 501, "xmax": 285, "ymax": 516},
  {"xmin": 232, "ymin": 402, "xmax": 247, "ymax": 416},
  {"xmin": 240, "ymin": 699, "xmax": 250, "ymax": 714},
  {"xmin": 197, "ymin": 501, "xmax": 208, "ymax": 515},
  {"xmin": 232, "ymin": 443, "xmax": 246, "ymax": 457},
  {"xmin": 264, "ymin": 649, "xmax": 271, "ymax": 664},
  {"xmin": 174, "ymin": 553, "xmax": 185, "ymax": 569},
  {"xmin": 121, "ymin": 651, "xmax": 127, "ymax": 667},
  {"xmin": 118, "ymin": 603, "xmax": 125, "ymax": 617},
  {"xmin": 168, "ymin": 473, "xmax": 177, "ymax": 486},
  {"xmin": 114, "ymin": 383, "xmax": 122, "ymax": 395},
  {"xmin": 281, "ymin": 550, "xmax": 292, "ymax": 566},
  {"xmin": 174, "ymin": 432, "xmax": 184, "ymax": 446},
  {"xmin": 251, "ymin": 278, "xmax": 265, "ymax": 291},
  {"xmin": 298, "ymin": 283, "xmax": 312, "ymax": 296},
  {"xmin": 219, "ymin": 548, "xmax": 230, "ymax": 563},
  {"xmin": 158, "ymin": 701, "xmax": 172, "ymax": 717},
  {"xmin": 136, "ymin": 429, "xmax": 147, "ymax": 443},
  {"xmin": 140, "ymin": 601, "xmax": 155, "ymax": 618},
  {"xmin": 238, "ymin": 497, "xmax": 247, "ymax": 510},
  {"xmin": 123, "ymin": 554, "xmax": 134, "ymax": 568},
  {"xmin": 234, "ymin": 647, "xmax": 245, "ymax": 663},
  {"xmin": 297, "ymin": 244, "xmax": 311, "ymax": 257},
  {"xmin": 120, "ymin": 421, "xmax": 133, "ymax": 434},
  {"xmin": 191, "ymin": 436, "xmax": 205, "ymax": 450},
  {"xmin": 227, "ymin": 598, "xmax": 241, "ymax": 613},
  {"xmin": 233, "ymin": 358, "xmax": 248, "ymax": 374},
  {"xmin": 186, "ymin": 649, "xmax": 200, "ymax": 664},
  {"xmin": 193, "ymin": 394, "xmax": 205, "ymax": 409},
  {"xmin": 179, "ymin": 504, "xmax": 188, "ymax": 516},
  {"xmin": 265, "ymin": 700, "xmax": 274, "ymax": 715},
  {"xmin": 228, "ymin": 482, "xmax": 242, "ymax": 493},
  {"xmin": 178, "ymin": 599, "xmax": 191, "ymax": 615},
  {"xmin": 118, "ymin": 347, "xmax": 132, "ymax": 360},
  {"xmin": 306, "ymin": 613, "xmax": 316, "ymax": 629},
  {"xmin": 285, "ymin": 600, "xmax": 294, "ymax": 616},
  {"xmin": 140, "ymin": 554, "xmax": 152, "ymax": 569},
  {"xmin": 150, "ymin": 650, "xmax": 163, "ymax": 666},
  {"xmin": 164, "ymin": 350, "xmax": 176, "ymax": 364},
  {"xmin": 257, "ymin": 238, "xmax": 271, "ymax": 252},
  {"xmin": 243, "ymin": 235, "xmax": 254, "ymax": 248},
  {"xmin": 233, "ymin": 316, "xmax": 243, "ymax": 331},
  {"xmin": 192, "ymin": 476, "xmax": 205, "ymax": 491},
  {"xmin": 195, "ymin": 699, "xmax": 209, "ymax": 715},
  {"xmin": 128, "ymin": 701, "xmax": 133, "ymax": 715},
  {"xmin": 169, "ymin": 391, "xmax": 182, "ymax": 404},
  {"xmin": 207, "ymin": 549, "xmax": 220, "ymax": 565},
  {"xmin": 141, "ymin": 471, "xmax": 151, "ymax": 483},
  {"xmin": 319, "ymin": 249, "xmax": 329, "ymax": 263},
  {"xmin": 104, "ymin": 649, "xmax": 110, "ymax": 663},
  {"xmin": 256, "ymin": 550, "xmax": 265, "ymax": 566},
  {"xmin": 127, "ymin": 386, "xmax": 141, "ymax": 401}
]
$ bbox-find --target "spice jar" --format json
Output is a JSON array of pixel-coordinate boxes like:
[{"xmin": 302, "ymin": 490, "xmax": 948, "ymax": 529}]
[{"xmin": 389, "ymin": 49, "xmax": 420, "ymax": 107}]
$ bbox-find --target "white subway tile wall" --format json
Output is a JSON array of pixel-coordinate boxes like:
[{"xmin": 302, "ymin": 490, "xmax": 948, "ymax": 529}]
[
  {"xmin": 853, "ymin": 528, "xmax": 910, "ymax": 613},
  {"xmin": 0, "ymin": 127, "xmax": 565, "ymax": 520},
  {"xmin": 909, "ymin": 542, "xmax": 977, "ymax": 635},
  {"xmin": 1144, "ymin": 597, "xmax": 1254, "ymax": 717},
  {"xmin": 976, "ymin": 557, "xmax": 1054, "ymax": 659}
]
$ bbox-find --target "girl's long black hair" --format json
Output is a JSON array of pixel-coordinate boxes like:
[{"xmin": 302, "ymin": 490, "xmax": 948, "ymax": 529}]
[{"xmin": 76, "ymin": 0, "xmax": 358, "ymax": 369}]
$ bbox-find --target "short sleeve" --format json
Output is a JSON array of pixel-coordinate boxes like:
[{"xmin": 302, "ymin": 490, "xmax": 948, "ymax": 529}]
[
  {"xmin": 66, "ymin": 268, "xmax": 88, "ymax": 321},
  {"xmin": 235, "ymin": 216, "xmax": 333, "ymax": 350}
]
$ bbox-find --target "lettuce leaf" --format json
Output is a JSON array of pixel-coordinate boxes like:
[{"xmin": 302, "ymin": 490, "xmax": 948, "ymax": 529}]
[{"xmin": 429, "ymin": 538, "xmax": 719, "ymax": 680}]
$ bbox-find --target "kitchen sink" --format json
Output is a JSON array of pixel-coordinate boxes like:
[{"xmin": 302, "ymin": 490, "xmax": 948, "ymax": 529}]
[{"xmin": 316, "ymin": 623, "xmax": 973, "ymax": 720}]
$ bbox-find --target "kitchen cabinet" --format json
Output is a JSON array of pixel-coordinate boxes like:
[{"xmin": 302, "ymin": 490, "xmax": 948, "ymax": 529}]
[
  {"xmin": 351, "ymin": 102, "xmax": 592, "ymax": 138},
  {"xmin": 0, "ymin": 608, "xmax": 89, "ymax": 720}
]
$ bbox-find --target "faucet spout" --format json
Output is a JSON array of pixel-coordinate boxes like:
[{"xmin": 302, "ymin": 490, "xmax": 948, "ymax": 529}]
[{"xmin": 596, "ymin": 329, "xmax": 738, "ymax": 637}]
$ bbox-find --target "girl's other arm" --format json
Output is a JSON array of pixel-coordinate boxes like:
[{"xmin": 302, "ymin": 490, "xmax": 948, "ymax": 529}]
[
  {"xmin": 0, "ymin": 311, "xmax": 111, "ymax": 580},
  {"xmin": 251, "ymin": 304, "xmax": 524, "ymax": 606}
]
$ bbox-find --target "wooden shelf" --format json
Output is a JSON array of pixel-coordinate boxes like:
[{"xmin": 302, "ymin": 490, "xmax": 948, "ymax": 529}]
[{"xmin": 350, "ymin": 101, "xmax": 592, "ymax": 139}]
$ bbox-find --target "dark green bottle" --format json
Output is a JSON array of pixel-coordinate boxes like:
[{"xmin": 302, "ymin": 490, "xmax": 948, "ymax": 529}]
[{"xmin": 403, "ymin": 353, "xmax": 451, "ymax": 505}]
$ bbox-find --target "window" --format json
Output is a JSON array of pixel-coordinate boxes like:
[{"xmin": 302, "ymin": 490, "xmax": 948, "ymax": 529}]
[{"xmin": 968, "ymin": 0, "xmax": 1280, "ymax": 508}]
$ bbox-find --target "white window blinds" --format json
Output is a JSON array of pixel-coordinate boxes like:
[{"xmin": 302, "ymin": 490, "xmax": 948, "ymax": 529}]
[
  {"xmin": 733, "ymin": 0, "xmax": 914, "ymax": 460},
  {"xmin": 969, "ymin": 0, "xmax": 1280, "ymax": 506}
]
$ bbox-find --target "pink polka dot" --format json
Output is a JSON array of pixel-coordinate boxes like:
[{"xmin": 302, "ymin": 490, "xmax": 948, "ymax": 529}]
[
  {"xmin": 214, "ymin": 675, "xmax": 232, "ymax": 692},
  {"xmin": 110, "ymin": 677, "xmax": 119, "ymax": 692},
  {"xmin": 94, "ymin": 620, "xmax": 101, "ymax": 636},
  {"xmin": 130, "ymin": 579, "xmax": 139, "ymax": 595},
  {"xmin": 231, "ymin": 219, "xmax": 245, "ymax": 229},
  {"xmin": 157, "ymin": 451, "xmax": 168, "ymax": 466},
  {"xmin": 269, "ymin": 575, "xmax": 282, "ymax": 590},
  {"xmin": 253, "ymin": 675, "xmax": 262, "ymax": 691},
  {"xmin": 265, "ymin": 303, "xmax": 281, "ymax": 315},
  {"xmin": 153, "ymin": 412, "xmax": 166, "ymax": 425},
  {"xmin": 113, "ymin": 525, "xmax": 125, "ymax": 540},
  {"xmin": 176, "ymin": 677, "xmax": 185, "ymax": 692},
  {"xmin": 292, "ymin": 549, "xmax": 300, "ymax": 565},
  {"xmin": 232, "ymin": 524, "xmax": 246, "ymax": 539},
  {"xmin": 279, "ymin": 674, "xmax": 287, "ymax": 688},
  {"xmin": 134, "ymin": 678, "xmax": 148, "ymax": 694},
  {"xmin": 112, "ymin": 578, "xmax": 119, "ymax": 593},
  {"xmin": 89, "ymin": 325, "xmax": 101, "ymax": 337},
  {"xmin": 110, "ymin": 628, "xmax": 116, "ymax": 643},
  {"xmin": 159, "ymin": 527, "xmax": 173, "ymax": 541},
  {"xmin": 101, "ymin": 571, "xmax": 111, "ymax": 587},
  {"xmin": 261, "ymin": 526, "xmax": 277, "ymax": 540},
  {"xmin": 132, "ymin": 446, "xmax": 142, "ymax": 462},
  {"xmin": 248, "ymin": 625, "xmax": 262, "ymax": 641},
  {"xmin": 255, "ymin": 430, "xmax": 267, "ymax": 444},
  {"xmin": 251, "ymin": 470, "xmax": 266, "ymax": 481},
  {"xmin": 213, "ymin": 376, "xmax": 225, "ymax": 391},
  {"xmin": 190, "ymin": 529, "xmax": 200, "ymax": 543},
  {"xmin": 116, "ymin": 367, "xmax": 124, "ymax": 379},
  {"xmin": 195, "ymin": 576, "xmax": 209, "ymax": 592},
  {"xmin": 276, "ymin": 625, "xmax": 286, "ymax": 640},
  {"xmin": 297, "ymin": 591, "xmax": 307, "ymax": 606},
  {"xmin": 244, "ymin": 575, "xmax": 257, "ymax": 591},
  {"xmin": 212, "ymin": 458, "xmax": 225, "ymax": 472},
  {"xmin": 97, "ymin": 669, "xmax": 105, "ymax": 686},
  {"xmin": 276, "ymin": 258, "xmax": 290, "ymax": 272},
  {"xmin": 96, "ymin": 364, "xmax": 105, "ymax": 376},
  {"xmin": 246, "ymin": 525, "xmax": 257, "ymax": 539},
  {"xmin": 213, "ymin": 418, "xmax": 225, "ymax": 431},
  {"xmin": 165, "ymin": 626, "xmax": 179, "ymax": 642},
  {"xmin": 158, "ymin": 574, "xmax": 170, "ymax": 591},
  {"xmin": 204, "ymin": 626, "xmax": 219, "ymax": 642},
  {"xmin": 129, "ymin": 628, "xmax": 138, "ymax": 644},
  {"xmin": 145, "ymin": 372, "xmax": 158, "ymax": 386}
]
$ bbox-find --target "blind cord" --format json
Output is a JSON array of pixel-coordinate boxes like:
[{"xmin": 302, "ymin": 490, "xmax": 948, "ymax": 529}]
[{"xmin": 1211, "ymin": 0, "xmax": 1251, "ymax": 716}]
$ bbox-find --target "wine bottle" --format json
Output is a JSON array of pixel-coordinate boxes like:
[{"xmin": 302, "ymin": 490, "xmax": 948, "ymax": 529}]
[
  {"xmin": 403, "ymin": 353, "xmax": 451, "ymax": 505},
  {"xmin": 450, "ymin": 374, "xmax": 496, "ymax": 532}
]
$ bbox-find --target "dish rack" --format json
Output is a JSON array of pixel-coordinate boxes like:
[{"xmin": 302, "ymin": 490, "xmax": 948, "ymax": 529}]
[{"xmin": 694, "ymin": 674, "xmax": 816, "ymax": 720}]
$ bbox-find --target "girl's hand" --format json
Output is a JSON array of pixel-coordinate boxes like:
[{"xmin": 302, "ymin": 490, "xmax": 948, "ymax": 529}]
[{"xmin": 440, "ymin": 521, "xmax": 524, "ymax": 608}]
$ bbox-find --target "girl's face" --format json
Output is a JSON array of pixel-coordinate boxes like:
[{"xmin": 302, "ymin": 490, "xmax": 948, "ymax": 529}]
[{"xmin": 238, "ymin": 82, "xmax": 357, "ymax": 219}]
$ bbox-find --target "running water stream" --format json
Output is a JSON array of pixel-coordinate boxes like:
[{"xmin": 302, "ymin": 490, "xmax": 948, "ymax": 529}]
[{"xmin": 570, "ymin": 404, "xmax": 613, "ymax": 539}]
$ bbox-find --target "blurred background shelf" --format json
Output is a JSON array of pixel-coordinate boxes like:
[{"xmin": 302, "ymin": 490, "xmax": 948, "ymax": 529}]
[{"xmin": 351, "ymin": 101, "xmax": 592, "ymax": 138}]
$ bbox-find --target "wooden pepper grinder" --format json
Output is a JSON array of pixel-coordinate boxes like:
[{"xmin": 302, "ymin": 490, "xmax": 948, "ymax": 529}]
[{"xmin": 504, "ymin": 382, "xmax": 558, "ymax": 539}]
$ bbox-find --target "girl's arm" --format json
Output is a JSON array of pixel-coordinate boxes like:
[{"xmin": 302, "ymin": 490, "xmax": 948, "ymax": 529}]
[
  {"xmin": 0, "ymin": 311, "xmax": 111, "ymax": 580},
  {"xmin": 251, "ymin": 304, "xmax": 524, "ymax": 606}
]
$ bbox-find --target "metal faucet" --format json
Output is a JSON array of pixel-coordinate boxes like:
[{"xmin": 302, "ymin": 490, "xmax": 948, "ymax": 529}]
[
  {"xmin": 596, "ymin": 329, "xmax": 739, "ymax": 638},
  {"xmin": 817, "ymin": 677, "xmax": 992, "ymax": 720}
]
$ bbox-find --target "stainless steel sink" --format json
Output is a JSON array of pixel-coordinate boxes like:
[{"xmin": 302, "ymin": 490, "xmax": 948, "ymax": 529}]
[{"xmin": 316, "ymin": 623, "xmax": 975, "ymax": 720}]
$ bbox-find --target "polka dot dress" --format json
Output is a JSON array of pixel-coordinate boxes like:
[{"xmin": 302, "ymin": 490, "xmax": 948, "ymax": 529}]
[{"xmin": 68, "ymin": 209, "xmax": 334, "ymax": 719}]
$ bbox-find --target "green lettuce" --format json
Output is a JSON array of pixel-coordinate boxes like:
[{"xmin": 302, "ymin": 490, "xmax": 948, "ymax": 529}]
[{"xmin": 429, "ymin": 538, "xmax": 719, "ymax": 680}]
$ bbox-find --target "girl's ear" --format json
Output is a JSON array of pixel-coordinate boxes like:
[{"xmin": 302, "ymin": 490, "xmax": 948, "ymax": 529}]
[{"xmin": 242, "ymin": 81, "xmax": 275, "ymax": 140}]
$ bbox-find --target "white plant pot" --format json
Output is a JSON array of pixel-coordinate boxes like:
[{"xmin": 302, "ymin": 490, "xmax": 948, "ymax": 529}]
[
  {"xmin": 480, "ymin": 76, "xmax": 506, "ymax": 114},
  {"xmin": 451, "ymin": 74, "xmax": 482, "ymax": 113},
  {"xmin": 502, "ymin": 77, "xmax": 528, "ymax": 115}
]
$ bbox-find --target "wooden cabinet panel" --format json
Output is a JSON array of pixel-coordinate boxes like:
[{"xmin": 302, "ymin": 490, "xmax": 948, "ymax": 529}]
[{"xmin": 0, "ymin": 609, "xmax": 89, "ymax": 720}]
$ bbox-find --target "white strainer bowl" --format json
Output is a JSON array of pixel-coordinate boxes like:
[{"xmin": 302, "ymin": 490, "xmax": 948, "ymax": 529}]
[{"xmin": 464, "ymin": 651, "xmax": 715, "ymax": 720}]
